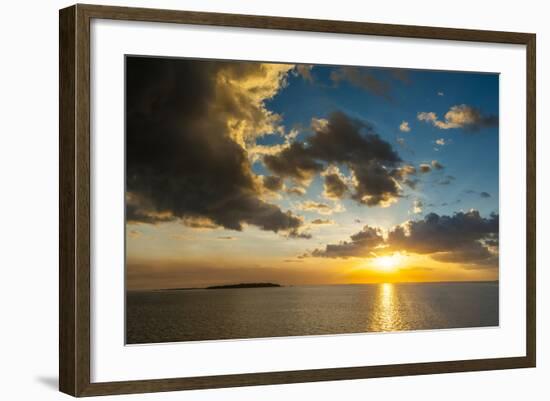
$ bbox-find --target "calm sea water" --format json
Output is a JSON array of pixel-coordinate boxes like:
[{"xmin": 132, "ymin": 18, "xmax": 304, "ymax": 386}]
[{"xmin": 126, "ymin": 282, "xmax": 498, "ymax": 344}]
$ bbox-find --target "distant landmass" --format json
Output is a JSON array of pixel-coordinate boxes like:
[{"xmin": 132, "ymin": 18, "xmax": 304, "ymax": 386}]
[
  {"xmin": 156, "ymin": 282, "xmax": 282, "ymax": 291},
  {"xmin": 206, "ymin": 283, "xmax": 281, "ymax": 289}
]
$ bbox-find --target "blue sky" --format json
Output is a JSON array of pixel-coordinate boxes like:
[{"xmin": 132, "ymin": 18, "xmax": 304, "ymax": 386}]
[{"xmin": 260, "ymin": 65, "xmax": 499, "ymax": 227}]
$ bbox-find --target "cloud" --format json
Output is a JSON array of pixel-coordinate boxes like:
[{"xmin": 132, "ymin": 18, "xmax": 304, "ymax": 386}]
[
  {"xmin": 309, "ymin": 210, "xmax": 498, "ymax": 268},
  {"xmin": 431, "ymin": 160, "xmax": 444, "ymax": 170},
  {"xmin": 350, "ymin": 162, "xmax": 401, "ymax": 207},
  {"xmin": 287, "ymin": 229, "xmax": 312, "ymax": 239},
  {"xmin": 412, "ymin": 199, "xmax": 423, "ymax": 214},
  {"xmin": 437, "ymin": 175, "xmax": 456, "ymax": 186},
  {"xmin": 417, "ymin": 112, "xmax": 438, "ymax": 124},
  {"xmin": 437, "ymin": 91, "xmax": 445, "ymax": 96},
  {"xmin": 391, "ymin": 164, "xmax": 418, "ymax": 189},
  {"xmin": 181, "ymin": 217, "xmax": 219, "ymax": 229},
  {"xmin": 330, "ymin": 67, "xmax": 392, "ymax": 99},
  {"xmin": 310, "ymin": 218, "xmax": 334, "ymax": 225},
  {"xmin": 285, "ymin": 186, "xmax": 307, "ymax": 196},
  {"xmin": 246, "ymin": 129, "xmax": 300, "ymax": 163},
  {"xmin": 126, "ymin": 192, "xmax": 177, "ymax": 225},
  {"xmin": 419, "ymin": 164, "xmax": 432, "ymax": 173},
  {"xmin": 418, "ymin": 105, "xmax": 498, "ymax": 131},
  {"xmin": 264, "ymin": 111, "xmax": 405, "ymax": 207},
  {"xmin": 395, "ymin": 137, "xmax": 415, "ymax": 155},
  {"xmin": 391, "ymin": 69, "xmax": 410, "ymax": 85},
  {"xmin": 433, "ymin": 138, "xmax": 452, "ymax": 151},
  {"xmin": 126, "ymin": 57, "xmax": 305, "ymax": 235},
  {"xmin": 321, "ymin": 166, "xmax": 349, "ymax": 200},
  {"xmin": 295, "ymin": 64, "xmax": 314, "ymax": 82},
  {"xmin": 311, "ymin": 117, "xmax": 329, "ymax": 132},
  {"xmin": 387, "ymin": 210, "xmax": 498, "ymax": 266},
  {"xmin": 128, "ymin": 229, "xmax": 142, "ymax": 239},
  {"xmin": 399, "ymin": 121, "xmax": 411, "ymax": 132},
  {"xmin": 403, "ymin": 178, "xmax": 420, "ymax": 189},
  {"xmin": 263, "ymin": 141, "xmax": 323, "ymax": 183},
  {"xmin": 464, "ymin": 190, "xmax": 492, "ymax": 198},
  {"xmin": 323, "ymin": 174, "xmax": 348, "ymax": 199},
  {"xmin": 296, "ymin": 200, "xmax": 345, "ymax": 215},
  {"xmin": 392, "ymin": 164, "xmax": 417, "ymax": 178},
  {"xmin": 410, "ymin": 161, "xmax": 443, "ymax": 179},
  {"xmin": 311, "ymin": 226, "xmax": 385, "ymax": 258},
  {"xmin": 262, "ymin": 175, "xmax": 284, "ymax": 192},
  {"xmin": 330, "ymin": 67, "xmax": 411, "ymax": 99}
]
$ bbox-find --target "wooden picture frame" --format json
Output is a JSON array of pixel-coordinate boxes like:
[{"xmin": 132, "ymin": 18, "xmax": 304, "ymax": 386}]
[{"xmin": 59, "ymin": 3, "xmax": 536, "ymax": 397}]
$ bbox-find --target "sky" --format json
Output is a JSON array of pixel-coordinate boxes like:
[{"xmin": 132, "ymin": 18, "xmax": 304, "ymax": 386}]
[{"xmin": 125, "ymin": 56, "xmax": 499, "ymax": 290}]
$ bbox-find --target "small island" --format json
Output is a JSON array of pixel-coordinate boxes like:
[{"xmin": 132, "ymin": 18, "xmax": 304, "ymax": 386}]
[
  {"xmin": 206, "ymin": 283, "xmax": 281, "ymax": 290},
  {"xmin": 156, "ymin": 282, "xmax": 282, "ymax": 291}
]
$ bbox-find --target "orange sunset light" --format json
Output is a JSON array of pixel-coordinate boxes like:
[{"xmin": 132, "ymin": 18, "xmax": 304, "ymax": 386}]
[{"xmin": 372, "ymin": 253, "xmax": 405, "ymax": 272}]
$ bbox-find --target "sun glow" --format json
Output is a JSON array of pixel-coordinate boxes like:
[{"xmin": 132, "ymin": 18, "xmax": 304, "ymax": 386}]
[{"xmin": 372, "ymin": 254, "xmax": 403, "ymax": 271}]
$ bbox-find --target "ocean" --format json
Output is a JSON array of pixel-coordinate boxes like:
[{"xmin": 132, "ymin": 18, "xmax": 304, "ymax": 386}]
[{"xmin": 126, "ymin": 281, "xmax": 499, "ymax": 344}]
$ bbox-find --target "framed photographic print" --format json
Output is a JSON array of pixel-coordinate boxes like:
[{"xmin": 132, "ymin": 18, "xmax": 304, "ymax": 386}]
[{"xmin": 59, "ymin": 4, "xmax": 536, "ymax": 397}]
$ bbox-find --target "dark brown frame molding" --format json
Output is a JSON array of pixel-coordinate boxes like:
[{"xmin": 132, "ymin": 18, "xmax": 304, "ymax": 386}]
[{"xmin": 59, "ymin": 3, "xmax": 536, "ymax": 397}]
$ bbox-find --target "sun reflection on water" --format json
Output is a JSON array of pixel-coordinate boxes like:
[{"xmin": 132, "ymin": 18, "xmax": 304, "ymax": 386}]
[{"xmin": 371, "ymin": 283, "xmax": 405, "ymax": 332}]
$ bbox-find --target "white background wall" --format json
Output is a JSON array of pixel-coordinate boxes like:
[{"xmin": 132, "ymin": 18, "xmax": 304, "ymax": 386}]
[{"xmin": 0, "ymin": 0, "xmax": 546, "ymax": 399}]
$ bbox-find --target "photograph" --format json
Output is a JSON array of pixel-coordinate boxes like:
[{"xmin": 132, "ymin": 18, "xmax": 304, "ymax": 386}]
[{"xmin": 124, "ymin": 55, "xmax": 500, "ymax": 344}]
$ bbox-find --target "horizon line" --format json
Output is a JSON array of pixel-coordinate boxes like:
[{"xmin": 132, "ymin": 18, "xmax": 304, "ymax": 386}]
[{"xmin": 127, "ymin": 279, "xmax": 499, "ymax": 292}]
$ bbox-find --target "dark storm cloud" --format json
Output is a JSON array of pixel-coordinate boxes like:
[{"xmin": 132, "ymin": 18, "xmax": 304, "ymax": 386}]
[
  {"xmin": 126, "ymin": 195, "xmax": 177, "ymax": 225},
  {"xmin": 430, "ymin": 242, "xmax": 497, "ymax": 265},
  {"xmin": 263, "ymin": 141, "xmax": 323, "ymax": 182},
  {"xmin": 125, "ymin": 57, "xmax": 304, "ymax": 235},
  {"xmin": 307, "ymin": 113, "xmax": 401, "ymax": 164},
  {"xmin": 312, "ymin": 226, "xmax": 385, "ymax": 258},
  {"xmin": 350, "ymin": 161, "xmax": 402, "ymax": 206},
  {"xmin": 330, "ymin": 67, "xmax": 410, "ymax": 100},
  {"xmin": 322, "ymin": 170, "xmax": 349, "ymax": 200},
  {"xmin": 330, "ymin": 67, "xmax": 391, "ymax": 99},
  {"xmin": 387, "ymin": 210, "xmax": 498, "ymax": 266},
  {"xmin": 310, "ymin": 210, "xmax": 498, "ymax": 267},
  {"xmin": 263, "ymin": 176, "xmax": 284, "ymax": 192},
  {"xmin": 264, "ymin": 111, "xmax": 405, "ymax": 207}
]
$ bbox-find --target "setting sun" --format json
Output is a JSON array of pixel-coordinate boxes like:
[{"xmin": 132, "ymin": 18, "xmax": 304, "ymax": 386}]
[{"xmin": 373, "ymin": 254, "xmax": 403, "ymax": 271}]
